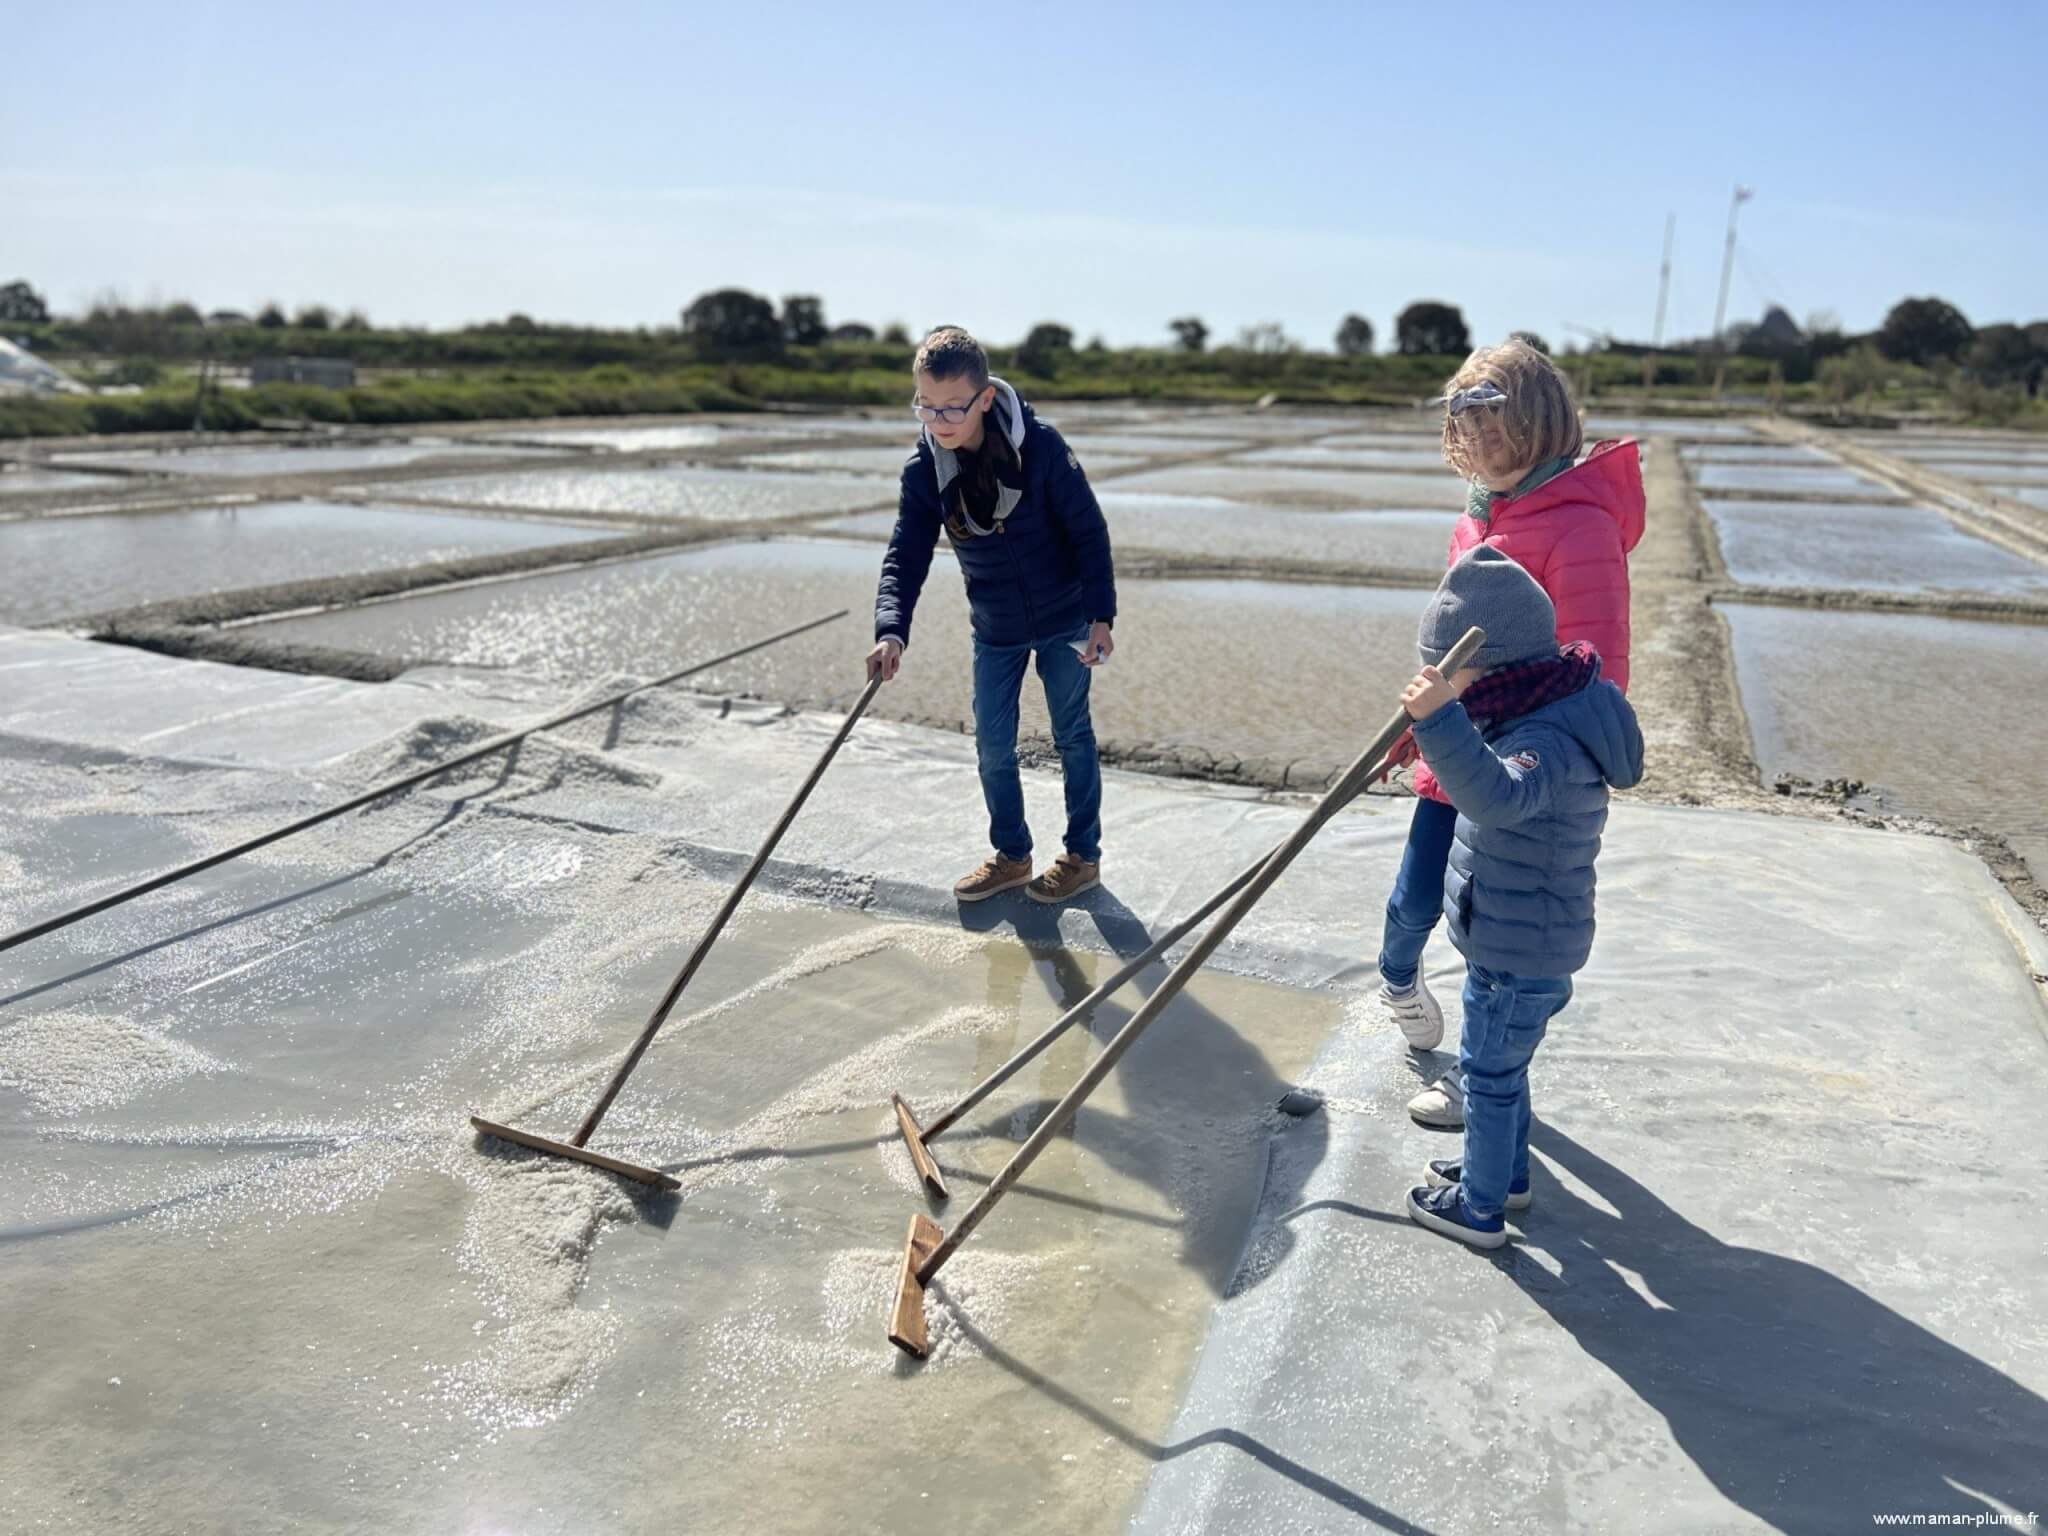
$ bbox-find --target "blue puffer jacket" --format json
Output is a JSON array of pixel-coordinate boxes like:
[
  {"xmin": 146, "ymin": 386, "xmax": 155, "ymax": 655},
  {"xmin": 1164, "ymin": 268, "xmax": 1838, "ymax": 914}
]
[
  {"xmin": 873, "ymin": 397, "xmax": 1116, "ymax": 649},
  {"xmin": 1410, "ymin": 670, "xmax": 1644, "ymax": 978}
]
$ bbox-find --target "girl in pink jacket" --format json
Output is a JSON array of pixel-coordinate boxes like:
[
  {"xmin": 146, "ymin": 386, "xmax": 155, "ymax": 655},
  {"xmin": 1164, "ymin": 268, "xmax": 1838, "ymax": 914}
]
[{"xmin": 1381, "ymin": 340, "xmax": 1645, "ymax": 1129}]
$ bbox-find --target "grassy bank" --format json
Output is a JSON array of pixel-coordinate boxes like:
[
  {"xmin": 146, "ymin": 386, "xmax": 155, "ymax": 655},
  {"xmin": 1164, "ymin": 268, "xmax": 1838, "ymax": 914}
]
[{"xmin": 9, "ymin": 330, "xmax": 2026, "ymax": 440}]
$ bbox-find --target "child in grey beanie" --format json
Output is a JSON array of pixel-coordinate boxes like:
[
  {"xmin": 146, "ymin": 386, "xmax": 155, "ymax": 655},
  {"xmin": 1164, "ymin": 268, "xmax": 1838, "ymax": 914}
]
[
  {"xmin": 1398, "ymin": 545, "xmax": 1645, "ymax": 1249},
  {"xmin": 1416, "ymin": 545, "xmax": 1562, "ymax": 672}
]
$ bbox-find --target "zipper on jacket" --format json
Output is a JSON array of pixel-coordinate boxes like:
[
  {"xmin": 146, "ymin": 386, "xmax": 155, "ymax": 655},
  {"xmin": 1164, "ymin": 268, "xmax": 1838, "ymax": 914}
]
[{"xmin": 999, "ymin": 473, "xmax": 1041, "ymax": 640}]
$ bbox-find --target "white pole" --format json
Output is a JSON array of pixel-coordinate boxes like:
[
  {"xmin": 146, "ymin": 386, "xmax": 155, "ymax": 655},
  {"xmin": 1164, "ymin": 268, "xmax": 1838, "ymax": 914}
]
[
  {"xmin": 1653, "ymin": 212, "xmax": 1675, "ymax": 347},
  {"xmin": 1712, "ymin": 186, "xmax": 1753, "ymax": 346}
]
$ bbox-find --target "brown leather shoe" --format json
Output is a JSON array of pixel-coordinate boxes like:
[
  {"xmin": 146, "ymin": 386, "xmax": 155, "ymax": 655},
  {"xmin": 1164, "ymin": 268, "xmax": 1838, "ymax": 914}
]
[
  {"xmin": 954, "ymin": 853, "xmax": 1034, "ymax": 902},
  {"xmin": 1025, "ymin": 852, "xmax": 1100, "ymax": 904}
]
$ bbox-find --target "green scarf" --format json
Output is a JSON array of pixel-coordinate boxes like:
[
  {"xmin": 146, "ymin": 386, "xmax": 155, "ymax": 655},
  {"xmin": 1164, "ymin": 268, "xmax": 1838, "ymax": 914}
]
[{"xmin": 1467, "ymin": 455, "xmax": 1576, "ymax": 523}]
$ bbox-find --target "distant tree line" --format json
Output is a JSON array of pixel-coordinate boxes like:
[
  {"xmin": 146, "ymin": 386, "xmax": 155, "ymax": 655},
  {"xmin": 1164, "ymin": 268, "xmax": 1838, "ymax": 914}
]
[{"xmin": 5, "ymin": 276, "xmax": 2042, "ymax": 401}]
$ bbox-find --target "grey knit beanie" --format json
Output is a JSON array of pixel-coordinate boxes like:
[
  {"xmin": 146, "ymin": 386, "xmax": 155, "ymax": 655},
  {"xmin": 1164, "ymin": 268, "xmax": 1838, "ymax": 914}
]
[{"xmin": 1418, "ymin": 545, "xmax": 1558, "ymax": 671}]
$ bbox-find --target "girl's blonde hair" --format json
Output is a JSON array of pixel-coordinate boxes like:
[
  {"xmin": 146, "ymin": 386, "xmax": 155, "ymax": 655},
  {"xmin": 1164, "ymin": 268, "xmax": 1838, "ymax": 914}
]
[{"xmin": 1439, "ymin": 339, "xmax": 1583, "ymax": 481}]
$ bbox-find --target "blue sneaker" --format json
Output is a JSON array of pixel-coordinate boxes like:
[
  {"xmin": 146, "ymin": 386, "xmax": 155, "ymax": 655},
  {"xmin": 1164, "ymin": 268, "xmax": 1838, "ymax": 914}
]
[
  {"xmin": 1406, "ymin": 1183, "xmax": 1507, "ymax": 1249},
  {"xmin": 1425, "ymin": 1158, "xmax": 1531, "ymax": 1211}
]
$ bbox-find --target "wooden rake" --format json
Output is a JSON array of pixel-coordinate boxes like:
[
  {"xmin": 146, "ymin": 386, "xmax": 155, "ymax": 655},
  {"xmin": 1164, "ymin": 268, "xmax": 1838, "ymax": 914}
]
[
  {"xmin": 0, "ymin": 612, "xmax": 849, "ymax": 958},
  {"xmin": 891, "ymin": 848, "xmax": 1273, "ymax": 1199},
  {"xmin": 887, "ymin": 626, "xmax": 1484, "ymax": 1356},
  {"xmin": 471, "ymin": 674, "xmax": 884, "ymax": 1189}
]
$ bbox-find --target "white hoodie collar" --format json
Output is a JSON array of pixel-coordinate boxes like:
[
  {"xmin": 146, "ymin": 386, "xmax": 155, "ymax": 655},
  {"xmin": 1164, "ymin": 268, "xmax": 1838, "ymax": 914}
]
[
  {"xmin": 923, "ymin": 375, "xmax": 1025, "ymax": 472},
  {"xmin": 924, "ymin": 377, "xmax": 1028, "ymax": 535}
]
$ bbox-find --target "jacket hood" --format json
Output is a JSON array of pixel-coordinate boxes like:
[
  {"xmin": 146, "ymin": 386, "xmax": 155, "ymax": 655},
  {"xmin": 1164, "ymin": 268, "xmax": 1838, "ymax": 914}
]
[
  {"xmin": 1521, "ymin": 673, "xmax": 1644, "ymax": 790},
  {"xmin": 923, "ymin": 378, "xmax": 1032, "ymax": 535},
  {"xmin": 1493, "ymin": 438, "xmax": 1646, "ymax": 555}
]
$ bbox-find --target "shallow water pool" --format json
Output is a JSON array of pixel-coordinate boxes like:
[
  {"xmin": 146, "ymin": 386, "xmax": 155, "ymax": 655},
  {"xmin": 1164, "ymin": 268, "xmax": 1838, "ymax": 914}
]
[
  {"xmin": 0, "ymin": 501, "xmax": 612, "ymax": 626},
  {"xmin": 365, "ymin": 464, "xmax": 895, "ymax": 522},
  {"xmin": 1723, "ymin": 601, "xmax": 2048, "ymax": 881},
  {"xmin": 1700, "ymin": 498, "xmax": 2048, "ymax": 596}
]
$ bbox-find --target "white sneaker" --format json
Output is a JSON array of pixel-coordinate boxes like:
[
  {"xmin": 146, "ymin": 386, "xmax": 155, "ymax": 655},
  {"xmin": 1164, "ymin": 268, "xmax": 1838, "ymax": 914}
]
[
  {"xmin": 1382, "ymin": 976, "xmax": 1443, "ymax": 1051},
  {"xmin": 1407, "ymin": 1069, "xmax": 1465, "ymax": 1128}
]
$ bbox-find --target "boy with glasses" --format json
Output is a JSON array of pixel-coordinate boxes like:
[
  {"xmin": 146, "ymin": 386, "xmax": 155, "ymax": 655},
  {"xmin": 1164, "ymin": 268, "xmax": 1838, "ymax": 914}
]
[{"xmin": 868, "ymin": 327, "xmax": 1118, "ymax": 905}]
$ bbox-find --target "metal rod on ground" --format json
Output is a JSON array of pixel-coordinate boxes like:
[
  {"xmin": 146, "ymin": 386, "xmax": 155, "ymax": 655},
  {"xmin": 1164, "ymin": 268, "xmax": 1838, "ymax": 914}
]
[
  {"xmin": 0, "ymin": 611, "xmax": 849, "ymax": 957},
  {"xmin": 888, "ymin": 626, "xmax": 1485, "ymax": 1357},
  {"xmin": 893, "ymin": 712, "xmax": 1427, "ymax": 1200},
  {"xmin": 472, "ymin": 672, "xmax": 885, "ymax": 1189}
]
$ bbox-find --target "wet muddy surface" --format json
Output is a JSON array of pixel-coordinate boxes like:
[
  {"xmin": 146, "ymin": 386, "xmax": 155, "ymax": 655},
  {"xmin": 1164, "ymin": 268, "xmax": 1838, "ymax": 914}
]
[
  {"xmin": 1723, "ymin": 600, "xmax": 2048, "ymax": 880},
  {"xmin": 245, "ymin": 538, "xmax": 1429, "ymax": 772}
]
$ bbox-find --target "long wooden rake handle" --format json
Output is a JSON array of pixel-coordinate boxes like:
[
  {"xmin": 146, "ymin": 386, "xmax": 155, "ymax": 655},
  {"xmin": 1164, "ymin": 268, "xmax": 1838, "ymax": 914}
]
[
  {"xmin": 916, "ymin": 626, "xmax": 1484, "ymax": 1285},
  {"xmin": 0, "ymin": 611, "xmax": 850, "ymax": 957},
  {"xmin": 917, "ymin": 852, "xmax": 1270, "ymax": 1145},
  {"xmin": 916, "ymin": 717, "xmax": 1431, "ymax": 1149},
  {"xmin": 569, "ymin": 672, "xmax": 885, "ymax": 1146}
]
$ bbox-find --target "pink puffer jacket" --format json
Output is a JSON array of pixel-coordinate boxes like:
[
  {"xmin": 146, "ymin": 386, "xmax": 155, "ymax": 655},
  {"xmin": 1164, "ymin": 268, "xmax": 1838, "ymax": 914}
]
[{"xmin": 1411, "ymin": 438, "xmax": 1646, "ymax": 804}]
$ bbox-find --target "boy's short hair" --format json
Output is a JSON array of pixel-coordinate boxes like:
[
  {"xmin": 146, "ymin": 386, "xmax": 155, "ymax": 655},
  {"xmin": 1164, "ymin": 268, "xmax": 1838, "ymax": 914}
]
[
  {"xmin": 913, "ymin": 326, "xmax": 990, "ymax": 389},
  {"xmin": 1440, "ymin": 339, "xmax": 1583, "ymax": 480}
]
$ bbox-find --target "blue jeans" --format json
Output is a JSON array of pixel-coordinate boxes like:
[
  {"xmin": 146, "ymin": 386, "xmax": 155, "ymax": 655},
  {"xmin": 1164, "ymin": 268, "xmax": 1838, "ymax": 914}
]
[
  {"xmin": 1378, "ymin": 797, "xmax": 1459, "ymax": 989},
  {"xmin": 971, "ymin": 622, "xmax": 1102, "ymax": 864},
  {"xmin": 1459, "ymin": 963, "xmax": 1573, "ymax": 1219}
]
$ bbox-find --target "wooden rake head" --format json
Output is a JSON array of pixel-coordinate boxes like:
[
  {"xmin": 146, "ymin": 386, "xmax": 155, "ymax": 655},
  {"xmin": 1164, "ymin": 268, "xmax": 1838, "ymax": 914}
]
[
  {"xmin": 886, "ymin": 1213, "xmax": 945, "ymax": 1358},
  {"xmin": 469, "ymin": 1115, "xmax": 681, "ymax": 1191},
  {"xmin": 890, "ymin": 1094, "xmax": 949, "ymax": 1200}
]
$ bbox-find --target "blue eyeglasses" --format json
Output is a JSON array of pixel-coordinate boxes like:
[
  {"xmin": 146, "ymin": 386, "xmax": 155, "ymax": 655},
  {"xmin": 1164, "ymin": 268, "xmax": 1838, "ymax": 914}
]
[{"xmin": 911, "ymin": 390, "xmax": 985, "ymax": 425}]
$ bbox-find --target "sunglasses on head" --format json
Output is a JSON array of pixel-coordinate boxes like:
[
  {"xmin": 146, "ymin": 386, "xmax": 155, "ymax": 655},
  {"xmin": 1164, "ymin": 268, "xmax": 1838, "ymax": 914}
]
[{"xmin": 1445, "ymin": 382, "xmax": 1509, "ymax": 417}]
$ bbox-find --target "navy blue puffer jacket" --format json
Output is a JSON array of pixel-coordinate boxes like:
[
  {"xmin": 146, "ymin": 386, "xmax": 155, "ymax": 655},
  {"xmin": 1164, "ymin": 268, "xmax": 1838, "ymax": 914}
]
[
  {"xmin": 873, "ymin": 400, "xmax": 1116, "ymax": 649},
  {"xmin": 1410, "ymin": 669, "xmax": 1645, "ymax": 978}
]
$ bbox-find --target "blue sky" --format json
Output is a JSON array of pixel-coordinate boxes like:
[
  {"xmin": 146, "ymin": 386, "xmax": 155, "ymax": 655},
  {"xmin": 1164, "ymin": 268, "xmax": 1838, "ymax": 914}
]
[{"xmin": 7, "ymin": 2, "xmax": 2042, "ymax": 348}]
